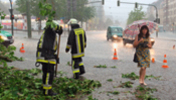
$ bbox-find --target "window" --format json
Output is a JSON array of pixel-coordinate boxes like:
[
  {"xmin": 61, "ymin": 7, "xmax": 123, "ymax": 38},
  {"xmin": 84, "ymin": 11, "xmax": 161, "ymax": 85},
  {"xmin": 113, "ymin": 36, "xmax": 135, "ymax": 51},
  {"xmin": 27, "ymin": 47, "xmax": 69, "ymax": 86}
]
[{"xmin": 111, "ymin": 28, "xmax": 122, "ymax": 33}]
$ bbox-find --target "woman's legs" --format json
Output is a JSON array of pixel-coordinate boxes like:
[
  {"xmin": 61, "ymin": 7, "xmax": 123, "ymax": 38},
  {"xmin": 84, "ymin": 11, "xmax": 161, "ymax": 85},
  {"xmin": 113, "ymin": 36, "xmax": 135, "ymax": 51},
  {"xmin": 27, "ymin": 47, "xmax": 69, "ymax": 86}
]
[
  {"xmin": 141, "ymin": 67, "xmax": 147, "ymax": 85},
  {"xmin": 139, "ymin": 68, "xmax": 142, "ymax": 84}
]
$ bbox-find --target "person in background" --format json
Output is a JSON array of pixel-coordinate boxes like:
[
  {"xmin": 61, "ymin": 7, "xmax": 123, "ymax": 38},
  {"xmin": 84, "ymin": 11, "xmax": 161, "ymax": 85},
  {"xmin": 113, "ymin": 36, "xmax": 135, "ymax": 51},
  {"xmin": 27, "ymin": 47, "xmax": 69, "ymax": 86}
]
[
  {"xmin": 65, "ymin": 19, "xmax": 87, "ymax": 79},
  {"xmin": 133, "ymin": 25, "xmax": 152, "ymax": 86}
]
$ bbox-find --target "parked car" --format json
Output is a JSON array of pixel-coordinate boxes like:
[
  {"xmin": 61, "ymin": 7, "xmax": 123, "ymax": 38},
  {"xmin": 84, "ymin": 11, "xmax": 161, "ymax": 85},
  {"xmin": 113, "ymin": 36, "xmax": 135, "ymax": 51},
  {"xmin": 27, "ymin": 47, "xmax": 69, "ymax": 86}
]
[
  {"xmin": 0, "ymin": 30, "xmax": 14, "ymax": 47},
  {"xmin": 123, "ymin": 32, "xmax": 155, "ymax": 46},
  {"xmin": 106, "ymin": 26, "xmax": 123, "ymax": 41}
]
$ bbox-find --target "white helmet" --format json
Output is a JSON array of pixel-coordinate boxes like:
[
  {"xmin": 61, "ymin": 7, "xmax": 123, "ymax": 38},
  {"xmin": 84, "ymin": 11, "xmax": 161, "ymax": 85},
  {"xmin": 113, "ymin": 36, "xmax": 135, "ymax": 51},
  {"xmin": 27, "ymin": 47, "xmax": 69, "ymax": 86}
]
[
  {"xmin": 67, "ymin": 18, "xmax": 78, "ymax": 25},
  {"xmin": 53, "ymin": 20, "xmax": 59, "ymax": 25}
]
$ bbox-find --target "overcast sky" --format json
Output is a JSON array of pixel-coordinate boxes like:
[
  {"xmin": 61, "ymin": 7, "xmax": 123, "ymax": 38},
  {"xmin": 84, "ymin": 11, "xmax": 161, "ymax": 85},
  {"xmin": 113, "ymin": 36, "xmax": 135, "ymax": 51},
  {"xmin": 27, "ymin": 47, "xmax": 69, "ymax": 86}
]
[{"xmin": 103, "ymin": 0, "xmax": 157, "ymax": 27}]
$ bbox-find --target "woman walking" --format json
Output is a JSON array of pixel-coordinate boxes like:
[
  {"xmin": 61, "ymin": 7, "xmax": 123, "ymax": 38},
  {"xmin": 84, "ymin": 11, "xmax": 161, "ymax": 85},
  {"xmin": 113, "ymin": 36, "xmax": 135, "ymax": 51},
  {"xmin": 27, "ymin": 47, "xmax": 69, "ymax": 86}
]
[{"xmin": 133, "ymin": 25, "xmax": 152, "ymax": 86}]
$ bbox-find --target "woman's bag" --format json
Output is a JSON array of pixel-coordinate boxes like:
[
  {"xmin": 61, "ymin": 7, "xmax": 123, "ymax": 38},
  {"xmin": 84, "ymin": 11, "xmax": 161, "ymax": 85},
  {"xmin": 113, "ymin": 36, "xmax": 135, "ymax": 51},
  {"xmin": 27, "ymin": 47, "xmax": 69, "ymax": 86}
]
[
  {"xmin": 133, "ymin": 52, "xmax": 138, "ymax": 63},
  {"xmin": 133, "ymin": 35, "xmax": 140, "ymax": 63}
]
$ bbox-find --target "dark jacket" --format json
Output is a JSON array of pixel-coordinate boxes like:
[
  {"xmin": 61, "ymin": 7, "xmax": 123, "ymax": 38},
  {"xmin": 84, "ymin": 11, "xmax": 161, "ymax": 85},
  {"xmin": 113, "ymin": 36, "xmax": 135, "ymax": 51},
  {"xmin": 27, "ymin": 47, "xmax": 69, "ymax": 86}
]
[
  {"xmin": 66, "ymin": 24, "xmax": 87, "ymax": 58},
  {"xmin": 36, "ymin": 25, "xmax": 62, "ymax": 64}
]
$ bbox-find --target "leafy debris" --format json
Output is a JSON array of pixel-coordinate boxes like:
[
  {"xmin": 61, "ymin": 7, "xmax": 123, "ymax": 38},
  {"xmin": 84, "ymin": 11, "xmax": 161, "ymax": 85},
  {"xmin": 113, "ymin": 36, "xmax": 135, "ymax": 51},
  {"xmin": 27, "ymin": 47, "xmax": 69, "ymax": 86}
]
[
  {"xmin": 110, "ymin": 66, "xmax": 116, "ymax": 68},
  {"xmin": 122, "ymin": 72, "xmax": 161, "ymax": 80},
  {"xmin": 145, "ymin": 75, "xmax": 161, "ymax": 80},
  {"xmin": 107, "ymin": 91, "xmax": 120, "ymax": 95},
  {"xmin": 86, "ymin": 95, "xmax": 98, "ymax": 100},
  {"xmin": 135, "ymin": 86, "xmax": 158, "ymax": 100},
  {"xmin": 118, "ymin": 81, "xmax": 133, "ymax": 88},
  {"xmin": 0, "ymin": 67, "xmax": 101, "ymax": 100},
  {"xmin": 122, "ymin": 72, "xmax": 139, "ymax": 80},
  {"xmin": 67, "ymin": 61, "xmax": 71, "ymax": 66},
  {"xmin": 107, "ymin": 79, "xmax": 113, "ymax": 82},
  {"xmin": 94, "ymin": 65, "xmax": 107, "ymax": 68}
]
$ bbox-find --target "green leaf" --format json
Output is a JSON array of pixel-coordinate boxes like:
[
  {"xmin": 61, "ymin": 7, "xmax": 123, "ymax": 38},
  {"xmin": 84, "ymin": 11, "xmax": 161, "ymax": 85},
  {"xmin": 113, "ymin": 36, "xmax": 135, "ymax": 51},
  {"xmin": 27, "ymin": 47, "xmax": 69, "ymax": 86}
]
[
  {"xmin": 110, "ymin": 66, "xmax": 116, "ymax": 68},
  {"xmin": 4, "ymin": 90, "xmax": 10, "ymax": 94},
  {"xmin": 94, "ymin": 64, "xmax": 107, "ymax": 68},
  {"xmin": 38, "ymin": 2, "xmax": 43, "ymax": 8},
  {"xmin": 107, "ymin": 91, "xmax": 120, "ymax": 95},
  {"xmin": 46, "ymin": 5, "xmax": 52, "ymax": 10},
  {"xmin": 26, "ymin": 95, "xmax": 32, "ymax": 100},
  {"xmin": 1, "ymin": 16, "xmax": 5, "ymax": 19},
  {"xmin": 107, "ymin": 79, "xmax": 113, "ymax": 82},
  {"xmin": 51, "ymin": 11, "xmax": 56, "ymax": 15}
]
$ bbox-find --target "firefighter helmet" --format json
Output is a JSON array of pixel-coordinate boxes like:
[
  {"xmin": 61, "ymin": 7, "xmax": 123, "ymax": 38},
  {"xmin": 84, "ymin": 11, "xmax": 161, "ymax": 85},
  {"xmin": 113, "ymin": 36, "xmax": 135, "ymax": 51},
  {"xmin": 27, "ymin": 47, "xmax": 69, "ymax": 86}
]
[{"xmin": 67, "ymin": 18, "xmax": 78, "ymax": 25}]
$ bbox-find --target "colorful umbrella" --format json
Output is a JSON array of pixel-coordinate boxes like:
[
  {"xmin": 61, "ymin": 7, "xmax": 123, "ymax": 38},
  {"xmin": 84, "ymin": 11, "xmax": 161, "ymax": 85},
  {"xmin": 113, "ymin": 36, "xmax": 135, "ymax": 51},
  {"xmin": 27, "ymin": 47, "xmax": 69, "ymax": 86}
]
[{"xmin": 124, "ymin": 20, "xmax": 159, "ymax": 37}]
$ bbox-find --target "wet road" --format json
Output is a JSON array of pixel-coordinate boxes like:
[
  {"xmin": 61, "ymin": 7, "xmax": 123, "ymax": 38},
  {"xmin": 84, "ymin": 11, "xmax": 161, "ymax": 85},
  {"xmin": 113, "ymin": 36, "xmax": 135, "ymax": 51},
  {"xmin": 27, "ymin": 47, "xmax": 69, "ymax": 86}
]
[{"xmin": 7, "ymin": 30, "xmax": 176, "ymax": 100}]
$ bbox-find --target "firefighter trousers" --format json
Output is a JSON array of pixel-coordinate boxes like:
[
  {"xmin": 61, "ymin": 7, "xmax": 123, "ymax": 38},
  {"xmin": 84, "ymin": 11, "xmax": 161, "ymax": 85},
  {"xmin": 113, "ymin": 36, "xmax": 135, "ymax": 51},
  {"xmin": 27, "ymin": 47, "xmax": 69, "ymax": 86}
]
[
  {"xmin": 72, "ymin": 58, "xmax": 85, "ymax": 79},
  {"xmin": 42, "ymin": 63, "xmax": 54, "ymax": 95}
]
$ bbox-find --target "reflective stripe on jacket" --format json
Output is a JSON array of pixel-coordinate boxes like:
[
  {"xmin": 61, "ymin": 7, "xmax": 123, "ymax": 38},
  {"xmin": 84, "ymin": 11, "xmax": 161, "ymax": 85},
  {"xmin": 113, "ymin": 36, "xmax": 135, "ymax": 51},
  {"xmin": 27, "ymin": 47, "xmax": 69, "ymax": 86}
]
[
  {"xmin": 66, "ymin": 26, "xmax": 87, "ymax": 58},
  {"xmin": 36, "ymin": 26, "xmax": 59, "ymax": 64}
]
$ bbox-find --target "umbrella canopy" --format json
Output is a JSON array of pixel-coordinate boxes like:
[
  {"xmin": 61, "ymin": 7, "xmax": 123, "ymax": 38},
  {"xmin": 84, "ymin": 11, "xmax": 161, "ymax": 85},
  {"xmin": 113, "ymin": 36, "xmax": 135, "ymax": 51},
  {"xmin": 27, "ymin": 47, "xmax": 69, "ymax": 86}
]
[{"xmin": 124, "ymin": 20, "xmax": 159, "ymax": 37}]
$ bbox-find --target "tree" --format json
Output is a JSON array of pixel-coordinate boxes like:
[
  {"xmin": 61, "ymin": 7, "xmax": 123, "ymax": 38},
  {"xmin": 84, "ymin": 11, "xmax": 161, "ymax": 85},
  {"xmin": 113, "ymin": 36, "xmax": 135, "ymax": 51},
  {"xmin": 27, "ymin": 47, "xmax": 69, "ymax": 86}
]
[
  {"xmin": 16, "ymin": 0, "xmax": 48, "ymax": 19},
  {"xmin": 16, "ymin": 0, "xmax": 95, "ymax": 23},
  {"xmin": 38, "ymin": 0, "xmax": 58, "ymax": 29},
  {"xmin": 0, "ymin": 10, "xmax": 22, "ymax": 67},
  {"xmin": 16, "ymin": 0, "xmax": 46, "ymax": 31},
  {"xmin": 73, "ymin": 0, "xmax": 95, "ymax": 23},
  {"xmin": 127, "ymin": 6, "xmax": 146, "ymax": 25}
]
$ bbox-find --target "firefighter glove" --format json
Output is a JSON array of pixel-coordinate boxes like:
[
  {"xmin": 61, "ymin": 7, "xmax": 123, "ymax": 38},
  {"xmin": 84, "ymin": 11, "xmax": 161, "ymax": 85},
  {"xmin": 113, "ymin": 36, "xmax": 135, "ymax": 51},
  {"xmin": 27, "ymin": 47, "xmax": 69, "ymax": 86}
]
[{"xmin": 56, "ymin": 25, "xmax": 63, "ymax": 35}]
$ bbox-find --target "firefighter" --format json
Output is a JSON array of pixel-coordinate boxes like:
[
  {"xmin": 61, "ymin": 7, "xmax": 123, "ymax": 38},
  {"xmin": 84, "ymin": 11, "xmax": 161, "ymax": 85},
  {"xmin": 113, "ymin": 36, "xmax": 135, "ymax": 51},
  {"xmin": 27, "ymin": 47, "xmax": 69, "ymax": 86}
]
[
  {"xmin": 35, "ymin": 20, "xmax": 63, "ymax": 96},
  {"xmin": 65, "ymin": 19, "xmax": 87, "ymax": 79}
]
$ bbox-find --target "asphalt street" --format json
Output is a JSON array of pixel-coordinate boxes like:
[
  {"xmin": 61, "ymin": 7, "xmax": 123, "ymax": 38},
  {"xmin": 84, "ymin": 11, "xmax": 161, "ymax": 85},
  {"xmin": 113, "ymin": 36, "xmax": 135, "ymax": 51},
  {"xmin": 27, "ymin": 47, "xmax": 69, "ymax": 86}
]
[{"xmin": 6, "ymin": 30, "xmax": 176, "ymax": 100}]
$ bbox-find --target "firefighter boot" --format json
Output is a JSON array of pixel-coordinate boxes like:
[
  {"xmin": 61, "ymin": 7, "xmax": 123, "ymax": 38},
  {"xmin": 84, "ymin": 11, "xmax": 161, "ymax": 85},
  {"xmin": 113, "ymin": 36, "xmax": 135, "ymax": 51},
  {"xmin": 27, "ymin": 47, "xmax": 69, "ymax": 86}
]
[
  {"xmin": 43, "ymin": 89, "xmax": 58, "ymax": 96},
  {"xmin": 79, "ymin": 66, "xmax": 85, "ymax": 75}
]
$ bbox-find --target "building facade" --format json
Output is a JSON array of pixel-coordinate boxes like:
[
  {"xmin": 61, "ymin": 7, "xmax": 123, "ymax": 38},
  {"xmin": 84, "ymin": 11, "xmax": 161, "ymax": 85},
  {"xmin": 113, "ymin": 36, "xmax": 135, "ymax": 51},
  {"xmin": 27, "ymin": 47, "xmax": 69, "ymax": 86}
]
[
  {"xmin": 163, "ymin": 0, "xmax": 176, "ymax": 31},
  {"xmin": 88, "ymin": 0, "xmax": 106, "ymax": 30},
  {"xmin": 147, "ymin": 0, "xmax": 164, "ymax": 25}
]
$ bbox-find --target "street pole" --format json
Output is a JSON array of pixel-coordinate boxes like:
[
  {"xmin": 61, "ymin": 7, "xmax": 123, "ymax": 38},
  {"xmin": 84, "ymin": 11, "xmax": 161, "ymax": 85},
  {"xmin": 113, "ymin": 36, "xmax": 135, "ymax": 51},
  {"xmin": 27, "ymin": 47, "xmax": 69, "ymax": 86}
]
[
  {"xmin": 9, "ymin": 0, "xmax": 14, "ymax": 36},
  {"xmin": 26, "ymin": 0, "xmax": 32, "ymax": 38},
  {"xmin": 11, "ymin": 14, "xmax": 14, "ymax": 36}
]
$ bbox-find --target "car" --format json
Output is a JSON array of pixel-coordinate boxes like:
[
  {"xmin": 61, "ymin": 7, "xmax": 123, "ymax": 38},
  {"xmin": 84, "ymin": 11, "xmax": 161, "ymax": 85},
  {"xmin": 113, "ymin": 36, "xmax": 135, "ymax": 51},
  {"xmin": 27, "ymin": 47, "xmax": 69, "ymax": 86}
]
[
  {"xmin": 106, "ymin": 26, "xmax": 123, "ymax": 41},
  {"xmin": 0, "ymin": 30, "xmax": 14, "ymax": 47},
  {"xmin": 123, "ymin": 32, "xmax": 155, "ymax": 46}
]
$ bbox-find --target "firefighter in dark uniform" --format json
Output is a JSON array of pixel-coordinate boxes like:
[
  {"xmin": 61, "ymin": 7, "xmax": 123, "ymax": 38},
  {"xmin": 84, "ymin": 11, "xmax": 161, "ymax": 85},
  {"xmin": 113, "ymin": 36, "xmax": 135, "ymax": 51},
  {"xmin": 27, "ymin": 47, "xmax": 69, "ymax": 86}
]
[
  {"xmin": 65, "ymin": 19, "xmax": 87, "ymax": 79},
  {"xmin": 35, "ymin": 21, "xmax": 63, "ymax": 96}
]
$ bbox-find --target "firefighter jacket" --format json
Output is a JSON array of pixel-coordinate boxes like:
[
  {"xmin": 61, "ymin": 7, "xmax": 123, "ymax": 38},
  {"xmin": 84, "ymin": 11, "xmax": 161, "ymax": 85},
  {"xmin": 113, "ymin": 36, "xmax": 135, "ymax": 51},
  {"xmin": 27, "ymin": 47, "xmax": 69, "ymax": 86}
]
[
  {"xmin": 36, "ymin": 25, "xmax": 62, "ymax": 65},
  {"xmin": 66, "ymin": 24, "xmax": 87, "ymax": 58}
]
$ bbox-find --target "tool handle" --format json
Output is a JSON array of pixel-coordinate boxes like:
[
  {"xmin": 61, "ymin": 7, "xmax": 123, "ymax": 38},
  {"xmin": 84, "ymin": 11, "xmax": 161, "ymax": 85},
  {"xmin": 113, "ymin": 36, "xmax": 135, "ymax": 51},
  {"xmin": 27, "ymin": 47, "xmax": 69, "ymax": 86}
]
[{"xmin": 55, "ymin": 35, "xmax": 61, "ymax": 77}]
